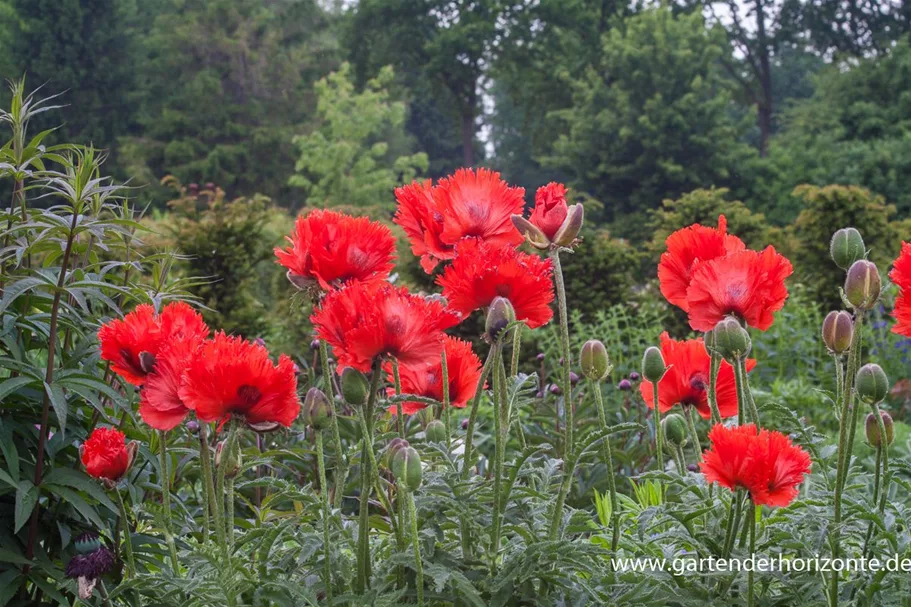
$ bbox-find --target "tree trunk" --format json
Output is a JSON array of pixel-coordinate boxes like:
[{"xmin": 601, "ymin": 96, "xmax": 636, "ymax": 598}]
[
  {"xmin": 755, "ymin": 0, "xmax": 773, "ymax": 157},
  {"xmin": 461, "ymin": 106, "xmax": 475, "ymax": 167}
]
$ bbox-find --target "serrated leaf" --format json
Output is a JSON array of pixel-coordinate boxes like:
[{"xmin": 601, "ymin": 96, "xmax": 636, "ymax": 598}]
[{"xmin": 14, "ymin": 479, "xmax": 38, "ymax": 532}]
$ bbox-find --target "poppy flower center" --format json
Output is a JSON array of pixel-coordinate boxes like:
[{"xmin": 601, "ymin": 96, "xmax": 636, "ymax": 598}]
[
  {"xmin": 686, "ymin": 373, "xmax": 708, "ymax": 404},
  {"xmin": 236, "ymin": 384, "xmax": 262, "ymax": 407}
]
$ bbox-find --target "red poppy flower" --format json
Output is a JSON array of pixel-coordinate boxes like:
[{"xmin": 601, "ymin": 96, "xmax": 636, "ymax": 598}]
[
  {"xmin": 529, "ymin": 182, "xmax": 568, "ymax": 240},
  {"xmin": 81, "ymin": 427, "xmax": 133, "ymax": 482},
  {"xmin": 685, "ymin": 247, "xmax": 793, "ymax": 332},
  {"xmin": 394, "ymin": 180, "xmax": 452, "ymax": 274},
  {"xmin": 658, "ymin": 215, "xmax": 745, "ymax": 311},
  {"xmin": 891, "ymin": 242, "xmax": 911, "ymax": 337},
  {"xmin": 639, "ymin": 332, "xmax": 757, "ymax": 419},
  {"xmin": 139, "ymin": 338, "xmax": 202, "ymax": 431},
  {"xmin": 745, "ymin": 428, "xmax": 812, "ymax": 507},
  {"xmin": 437, "ymin": 239, "xmax": 554, "ymax": 329},
  {"xmin": 98, "ymin": 302, "xmax": 209, "ymax": 386},
  {"xmin": 386, "ymin": 336, "xmax": 483, "ymax": 415},
  {"xmin": 700, "ymin": 423, "xmax": 760, "ymax": 493},
  {"xmin": 274, "ymin": 209, "xmax": 396, "ymax": 290},
  {"xmin": 394, "ymin": 168, "xmax": 525, "ymax": 272},
  {"xmin": 179, "ymin": 333, "xmax": 300, "ymax": 426},
  {"xmin": 312, "ymin": 281, "xmax": 461, "ymax": 372}
]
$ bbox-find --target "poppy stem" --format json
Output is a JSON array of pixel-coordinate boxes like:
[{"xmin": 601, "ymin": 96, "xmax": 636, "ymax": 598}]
[
  {"xmin": 114, "ymin": 489, "xmax": 137, "ymax": 577},
  {"xmin": 319, "ymin": 340, "xmax": 348, "ymax": 511},
  {"xmin": 684, "ymin": 406, "xmax": 703, "ymax": 462},
  {"xmin": 405, "ymin": 489, "xmax": 424, "ymax": 606},
  {"xmin": 831, "ymin": 310, "xmax": 865, "ymax": 607},
  {"xmin": 490, "ymin": 347, "xmax": 507, "ymax": 570},
  {"xmin": 509, "ymin": 327, "xmax": 528, "ymax": 451},
  {"xmin": 673, "ymin": 445, "xmax": 686, "ymax": 475},
  {"xmin": 157, "ymin": 430, "xmax": 180, "ymax": 573},
  {"xmin": 870, "ymin": 402, "xmax": 890, "ymax": 515},
  {"xmin": 861, "ymin": 443, "xmax": 883, "ymax": 562},
  {"xmin": 550, "ymin": 249, "xmax": 574, "ymax": 458},
  {"xmin": 590, "ymin": 379, "xmax": 620, "ymax": 554},
  {"xmin": 198, "ymin": 424, "xmax": 216, "ymax": 545},
  {"xmin": 315, "ymin": 431, "xmax": 333, "ymax": 602},
  {"xmin": 737, "ymin": 357, "xmax": 760, "ymax": 425},
  {"xmin": 722, "ymin": 488, "xmax": 743, "ymax": 559},
  {"xmin": 390, "ymin": 357, "xmax": 407, "ymax": 587},
  {"xmin": 215, "ymin": 420, "xmax": 239, "ymax": 555},
  {"xmin": 652, "ymin": 380, "xmax": 665, "ymax": 498},
  {"xmin": 461, "ymin": 346, "xmax": 496, "ymax": 479},
  {"xmin": 441, "ymin": 346, "xmax": 451, "ymax": 450},
  {"xmin": 392, "ymin": 358, "xmax": 405, "ymax": 438},
  {"xmin": 706, "ymin": 347, "xmax": 723, "ymax": 425},
  {"xmin": 748, "ymin": 501, "xmax": 757, "ymax": 607},
  {"xmin": 355, "ymin": 360, "xmax": 383, "ymax": 593}
]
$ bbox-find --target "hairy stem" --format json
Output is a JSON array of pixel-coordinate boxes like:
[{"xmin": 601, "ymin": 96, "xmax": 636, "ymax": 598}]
[
  {"xmin": 706, "ymin": 348, "xmax": 723, "ymax": 425},
  {"xmin": 490, "ymin": 348, "xmax": 507, "ymax": 570},
  {"xmin": 355, "ymin": 361, "xmax": 383, "ymax": 593},
  {"xmin": 591, "ymin": 380, "xmax": 620, "ymax": 553},
  {"xmin": 461, "ymin": 348, "xmax": 496, "ymax": 479},
  {"xmin": 115, "ymin": 489, "xmax": 137, "ymax": 577},
  {"xmin": 198, "ymin": 425, "xmax": 215, "ymax": 544},
  {"xmin": 406, "ymin": 490, "xmax": 424, "ymax": 606},
  {"xmin": 158, "ymin": 431, "xmax": 180, "ymax": 573},
  {"xmin": 684, "ymin": 405, "xmax": 703, "ymax": 461},
  {"xmin": 316, "ymin": 432, "xmax": 333, "ymax": 602},
  {"xmin": 319, "ymin": 340, "xmax": 348, "ymax": 511}
]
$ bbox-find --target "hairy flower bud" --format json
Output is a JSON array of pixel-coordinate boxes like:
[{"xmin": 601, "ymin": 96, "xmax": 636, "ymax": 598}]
[
  {"xmin": 552, "ymin": 203, "xmax": 584, "ymax": 247},
  {"xmin": 304, "ymin": 387, "xmax": 332, "ymax": 431},
  {"xmin": 425, "ymin": 419, "xmax": 447, "ymax": 443},
  {"xmin": 511, "ymin": 215, "xmax": 550, "ymax": 250},
  {"xmin": 712, "ymin": 316, "xmax": 751, "ymax": 362},
  {"xmin": 642, "ymin": 347, "xmax": 667, "ymax": 383},
  {"xmin": 580, "ymin": 339, "xmax": 611, "ymax": 381},
  {"xmin": 865, "ymin": 411, "xmax": 895, "ymax": 448},
  {"xmin": 215, "ymin": 440, "xmax": 241, "ymax": 478},
  {"xmin": 856, "ymin": 363, "xmax": 889, "ymax": 404},
  {"xmin": 830, "ymin": 228, "xmax": 866, "ymax": 270},
  {"xmin": 385, "ymin": 438, "xmax": 409, "ymax": 467},
  {"xmin": 341, "ymin": 367, "xmax": 370, "ymax": 406},
  {"xmin": 845, "ymin": 260, "xmax": 881, "ymax": 310},
  {"xmin": 662, "ymin": 413, "xmax": 688, "ymax": 448},
  {"xmin": 485, "ymin": 296, "xmax": 516, "ymax": 341},
  {"xmin": 392, "ymin": 446, "xmax": 423, "ymax": 491},
  {"xmin": 822, "ymin": 311, "xmax": 854, "ymax": 355}
]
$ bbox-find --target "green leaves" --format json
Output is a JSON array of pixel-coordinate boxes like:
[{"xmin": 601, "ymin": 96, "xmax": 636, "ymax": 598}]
[{"xmin": 14, "ymin": 479, "xmax": 38, "ymax": 533}]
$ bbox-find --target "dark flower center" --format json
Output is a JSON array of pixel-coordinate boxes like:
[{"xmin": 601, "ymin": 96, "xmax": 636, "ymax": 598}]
[{"xmin": 236, "ymin": 385, "xmax": 262, "ymax": 407}]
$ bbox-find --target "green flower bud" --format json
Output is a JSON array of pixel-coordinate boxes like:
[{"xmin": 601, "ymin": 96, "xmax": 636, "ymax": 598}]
[
  {"xmin": 830, "ymin": 228, "xmax": 866, "ymax": 270},
  {"xmin": 511, "ymin": 215, "xmax": 550, "ymax": 250},
  {"xmin": 580, "ymin": 339, "xmax": 611, "ymax": 381},
  {"xmin": 822, "ymin": 311, "xmax": 854, "ymax": 354},
  {"xmin": 865, "ymin": 411, "xmax": 895, "ymax": 448},
  {"xmin": 553, "ymin": 203, "xmax": 584, "ymax": 247},
  {"xmin": 642, "ymin": 346, "xmax": 667, "ymax": 383},
  {"xmin": 662, "ymin": 413, "xmax": 688, "ymax": 449},
  {"xmin": 485, "ymin": 296, "xmax": 516, "ymax": 342},
  {"xmin": 215, "ymin": 440, "xmax": 241, "ymax": 478},
  {"xmin": 304, "ymin": 387, "xmax": 332, "ymax": 431},
  {"xmin": 425, "ymin": 419, "xmax": 447, "ymax": 443},
  {"xmin": 392, "ymin": 445, "xmax": 423, "ymax": 491},
  {"xmin": 385, "ymin": 438, "xmax": 409, "ymax": 467},
  {"xmin": 844, "ymin": 260, "xmax": 881, "ymax": 310},
  {"xmin": 341, "ymin": 367, "xmax": 370, "ymax": 406},
  {"xmin": 712, "ymin": 316, "xmax": 751, "ymax": 362},
  {"xmin": 74, "ymin": 532, "xmax": 102, "ymax": 555},
  {"xmin": 856, "ymin": 363, "xmax": 889, "ymax": 404}
]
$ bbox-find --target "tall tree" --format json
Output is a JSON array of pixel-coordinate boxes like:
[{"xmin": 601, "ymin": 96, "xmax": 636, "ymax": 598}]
[{"xmin": 2, "ymin": 0, "xmax": 138, "ymax": 147}]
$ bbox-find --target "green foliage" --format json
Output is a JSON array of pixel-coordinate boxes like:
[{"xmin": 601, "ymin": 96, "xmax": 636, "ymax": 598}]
[
  {"xmin": 543, "ymin": 7, "xmax": 757, "ymax": 229},
  {"xmin": 289, "ymin": 64, "xmax": 428, "ymax": 213},
  {"xmin": 788, "ymin": 184, "xmax": 897, "ymax": 309},
  {"xmin": 558, "ymin": 228, "xmax": 641, "ymax": 319}
]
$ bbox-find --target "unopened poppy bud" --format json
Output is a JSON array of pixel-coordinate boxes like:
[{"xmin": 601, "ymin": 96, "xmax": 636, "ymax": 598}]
[
  {"xmin": 580, "ymin": 339, "xmax": 611, "ymax": 381},
  {"xmin": 830, "ymin": 228, "xmax": 865, "ymax": 270},
  {"xmin": 341, "ymin": 367, "xmax": 370, "ymax": 405},
  {"xmin": 629, "ymin": 371, "xmax": 640, "ymax": 382},
  {"xmin": 425, "ymin": 419, "xmax": 447, "ymax": 443},
  {"xmin": 618, "ymin": 379, "xmax": 632, "ymax": 391},
  {"xmin": 822, "ymin": 311, "xmax": 854, "ymax": 354},
  {"xmin": 511, "ymin": 215, "xmax": 550, "ymax": 250},
  {"xmin": 485, "ymin": 296, "xmax": 516, "ymax": 341},
  {"xmin": 642, "ymin": 347, "xmax": 667, "ymax": 383},
  {"xmin": 856, "ymin": 363, "xmax": 889, "ymax": 404},
  {"xmin": 385, "ymin": 438, "xmax": 409, "ymax": 466},
  {"xmin": 392, "ymin": 446, "xmax": 423, "ymax": 491},
  {"xmin": 304, "ymin": 387, "xmax": 332, "ymax": 431},
  {"xmin": 662, "ymin": 413, "xmax": 688, "ymax": 448},
  {"xmin": 553, "ymin": 203, "xmax": 584, "ymax": 247},
  {"xmin": 865, "ymin": 411, "xmax": 895, "ymax": 447},
  {"xmin": 186, "ymin": 420, "xmax": 200, "ymax": 434},
  {"xmin": 712, "ymin": 316, "xmax": 751, "ymax": 362},
  {"xmin": 215, "ymin": 440, "xmax": 241, "ymax": 478},
  {"xmin": 844, "ymin": 260, "xmax": 881, "ymax": 310}
]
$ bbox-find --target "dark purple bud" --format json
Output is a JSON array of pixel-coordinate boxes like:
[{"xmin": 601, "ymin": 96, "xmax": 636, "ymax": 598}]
[
  {"xmin": 461, "ymin": 418, "xmax": 469, "ymax": 430},
  {"xmin": 310, "ymin": 339, "xmax": 321, "ymax": 351},
  {"xmin": 686, "ymin": 464, "xmax": 699, "ymax": 473},
  {"xmin": 549, "ymin": 384, "xmax": 563, "ymax": 396},
  {"xmin": 629, "ymin": 371, "xmax": 640, "ymax": 381},
  {"xmin": 253, "ymin": 337, "xmax": 266, "ymax": 348},
  {"xmin": 536, "ymin": 353, "xmax": 545, "ymax": 362},
  {"xmin": 66, "ymin": 546, "xmax": 115, "ymax": 580},
  {"xmin": 535, "ymin": 390, "xmax": 545, "ymax": 399},
  {"xmin": 186, "ymin": 420, "xmax": 200, "ymax": 434},
  {"xmin": 618, "ymin": 379, "xmax": 632, "ymax": 391},
  {"xmin": 570, "ymin": 371, "xmax": 580, "ymax": 385}
]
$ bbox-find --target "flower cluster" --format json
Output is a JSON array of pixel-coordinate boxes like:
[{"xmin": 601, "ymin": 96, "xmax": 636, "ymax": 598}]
[
  {"xmin": 701, "ymin": 423, "xmax": 812, "ymax": 507},
  {"xmin": 99, "ymin": 302, "xmax": 300, "ymax": 431},
  {"xmin": 659, "ymin": 215, "xmax": 793, "ymax": 331},
  {"xmin": 639, "ymin": 332, "xmax": 756, "ymax": 419}
]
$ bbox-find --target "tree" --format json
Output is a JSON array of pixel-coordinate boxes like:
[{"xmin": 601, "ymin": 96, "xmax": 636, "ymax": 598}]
[
  {"xmin": 127, "ymin": 0, "xmax": 341, "ymax": 201},
  {"xmin": 2, "ymin": 0, "xmax": 138, "ymax": 147},
  {"xmin": 289, "ymin": 63, "xmax": 428, "ymax": 214},
  {"xmin": 542, "ymin": 7, "xmax": 755, "ymax": 233}
]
